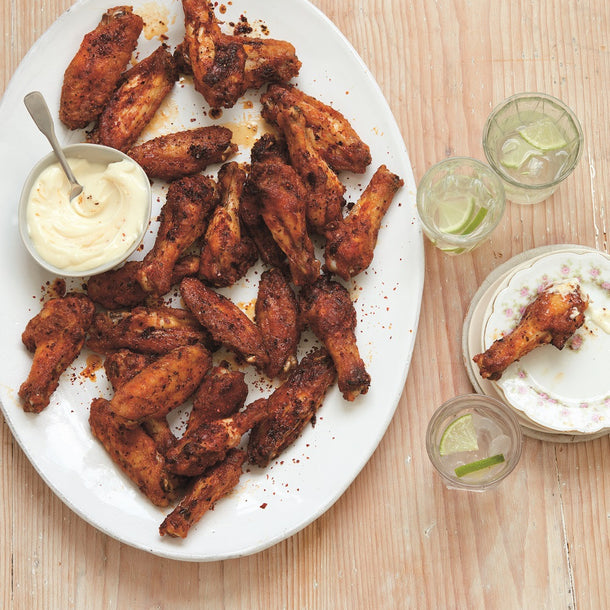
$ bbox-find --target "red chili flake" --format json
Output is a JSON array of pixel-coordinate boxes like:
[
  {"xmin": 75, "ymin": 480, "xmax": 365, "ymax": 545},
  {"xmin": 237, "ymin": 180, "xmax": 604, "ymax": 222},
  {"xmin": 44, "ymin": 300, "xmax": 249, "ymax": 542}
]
[{"xmin": 260, "ymin": 503, "xmax": 267, "ymax": 509}]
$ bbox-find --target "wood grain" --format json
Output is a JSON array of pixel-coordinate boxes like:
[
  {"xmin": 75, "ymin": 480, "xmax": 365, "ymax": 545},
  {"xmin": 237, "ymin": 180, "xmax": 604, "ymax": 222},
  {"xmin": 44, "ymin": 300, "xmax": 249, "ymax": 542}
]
[{"xmin": 2, "ymin": 0, "xmax": 610, "ymax": 608}]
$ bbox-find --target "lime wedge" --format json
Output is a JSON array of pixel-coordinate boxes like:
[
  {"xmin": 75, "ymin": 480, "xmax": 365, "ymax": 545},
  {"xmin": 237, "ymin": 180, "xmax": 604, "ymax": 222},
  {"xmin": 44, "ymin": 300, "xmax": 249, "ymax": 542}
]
[
  {"xmin": 455, "ymin": 453, "xmax": 505, "ymax": 477},
  {"xmin": 517, "ymin": 118, "xmax": 567, "ymax": 151},
  {"xmin": 499, "ymin": 136, "xmax": 538, "ymax": 169},
  {"xmin": 436, "ymin": 196, "xmax": 475, "ymax": 234},
  {"xmin": 459, "ymin": 206, "xmax": 488, "ymax": 235},
  {"xmin": 439, "ymin": 413, "xmax": 479, "ymax": 456}
]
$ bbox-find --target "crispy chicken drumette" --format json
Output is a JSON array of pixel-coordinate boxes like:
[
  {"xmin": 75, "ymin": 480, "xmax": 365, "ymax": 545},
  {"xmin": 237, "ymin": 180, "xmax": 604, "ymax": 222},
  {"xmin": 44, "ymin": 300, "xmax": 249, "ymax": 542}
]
[
  {"xmin": 247, "ymin": 348, "xmax": 336, "ymax": 467},
  {"xmin": 89, "ymin": 45, "xmax": 178, "ymax": 152},
  {"xmin": 299, "ymin": 276, "xmax": 370, "ymax": 401},
  {"xmin": 128, "ymin": 126, "xmax": 237, "ymax": 181},
  {"xmin": 324, "ymin": 165, "xmax": 403, "ymax": 280},
  {"xmin": 198, "ymin": 162, "xmax": 258, "ymax": 287},
  {"xmin": 473, "ymin": 280, "xmax": 589, "ymax": 381},
  {"xmin": 137, "ymin": 174, "xmax": 218, "ymax": 296},
  {"xmin": 19, "ymin": 293, "xmax": 95, "ymax": 413},
  {"xmin": 60, "ymin": 6, "xmax": 143, "ymax": 129}
]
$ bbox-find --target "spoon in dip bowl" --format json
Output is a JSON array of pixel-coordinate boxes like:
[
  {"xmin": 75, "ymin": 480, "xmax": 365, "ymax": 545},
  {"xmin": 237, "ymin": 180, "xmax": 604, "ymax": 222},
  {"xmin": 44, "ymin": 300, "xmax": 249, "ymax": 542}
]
[{"xmin": 24, "ymin": 90, "xmax": 83, "ymax": 201}]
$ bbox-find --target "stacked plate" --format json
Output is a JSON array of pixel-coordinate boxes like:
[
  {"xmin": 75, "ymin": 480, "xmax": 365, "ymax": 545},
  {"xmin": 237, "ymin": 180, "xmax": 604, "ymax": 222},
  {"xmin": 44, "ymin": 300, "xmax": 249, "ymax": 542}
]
[{"xmin": 463, "ymin": 244, "xmax": 610, "ymax": 442}]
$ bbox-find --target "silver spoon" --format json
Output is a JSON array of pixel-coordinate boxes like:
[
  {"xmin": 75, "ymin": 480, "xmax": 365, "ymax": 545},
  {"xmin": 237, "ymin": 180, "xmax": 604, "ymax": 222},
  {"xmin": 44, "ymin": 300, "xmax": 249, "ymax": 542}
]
[{"xmin": 24, "ymin": 91, "xmax": 83, "ymax": 201}]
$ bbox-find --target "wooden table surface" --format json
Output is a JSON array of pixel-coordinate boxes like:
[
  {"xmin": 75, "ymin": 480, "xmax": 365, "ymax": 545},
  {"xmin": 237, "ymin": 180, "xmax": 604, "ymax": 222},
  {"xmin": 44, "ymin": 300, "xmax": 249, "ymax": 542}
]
[{"xmin": 2, "ymin": 0, "xmax": 610, "ymax": 608}]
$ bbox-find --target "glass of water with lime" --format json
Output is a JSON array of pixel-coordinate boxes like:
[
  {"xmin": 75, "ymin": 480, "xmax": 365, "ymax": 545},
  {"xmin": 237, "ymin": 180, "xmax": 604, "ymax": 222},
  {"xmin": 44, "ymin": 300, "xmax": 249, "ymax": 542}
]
[
  {"xmin": 416, "ymin": 157, "xmax": 506, "ymax": 254},
  {"xmin": 483, "ymin": 92, "xmax": 583, "ymax": 204},
  {"xmin": 426, "ymin": 394, "xmax": 522, "ymax": 491}
]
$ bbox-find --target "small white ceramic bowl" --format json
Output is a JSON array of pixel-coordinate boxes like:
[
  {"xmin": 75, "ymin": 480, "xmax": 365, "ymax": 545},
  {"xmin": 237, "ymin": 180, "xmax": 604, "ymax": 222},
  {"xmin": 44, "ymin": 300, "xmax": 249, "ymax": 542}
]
[{"xmin": 19, "ymin": 143, "xmax": 152, "ymax": 277}]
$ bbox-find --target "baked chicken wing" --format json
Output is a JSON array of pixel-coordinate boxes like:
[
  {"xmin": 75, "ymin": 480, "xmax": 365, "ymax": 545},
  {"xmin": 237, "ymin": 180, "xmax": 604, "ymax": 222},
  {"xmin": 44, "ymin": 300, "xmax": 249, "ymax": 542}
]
[
  {"xmin": 90, "ymin": 44, "xmax": 177, "ymax": 151},
  {"xmin": 159, "ymin": 448, "xmax": 246, "ymax": 538},
  {"xmin": 90, "ymin": 397, "xmax": 183, "ymax": 507},
  {"xmin": 87, "ymin": 305, "xmax": 213, "ymax": 355},
  {"xmin": 128, "ymin": 126, "xmax": 237, "ymax": 181},
  {"xmin": 299, "ymin": 276, "xmax": 370, "ymax": 401},
  {"xmin": 247, "ymin": 348, "xmax": 336, "ymax": 467},
  {"xmin": 137, "ymin": 174, "xmax": 218, "ymax": 296},
  {"xmin": 60, "ymin": 6, "xmax": 143, "ymax": 129},
  {"xmin": 198, "ymin": 162, "xmax": 258, "ymax": 287},
  {"xmin": 166, "ymin": 397, "xmax": 268, "ymax": 476},
  {"xmin": 19, "ymin": 293, "xmax": 95, "ymax": 413},
  {"xmin": 109, "ymin": 343, "xmax": 212, "ymax": 423},
  {"xmin": 261, "ymin": 83, "xmax": 371, "ymax": 174},
  {"xmin": 180, "ymin": 277, "xmax": 270, "ymax": 370},
  {"xmin": 181, "ymin": 0, "xmax": 300, "ymax": 109},
  {"xmin": 473, "ymin": 280, "xmax": 589, "ymax": 381},
  {"xmin": 276, "ymin": 105, "xmax": 345, "ymax": 233},
  {"xmin": 324, "ymin": 165, "xmax": 403, "ymax": 280},
  {"xmin": 255, "ymin": 268, "xmax": 300, "ymax": 378},
  {"xmin": 249, "ymin": 137, "xmax": 320, "ymax": 286}
]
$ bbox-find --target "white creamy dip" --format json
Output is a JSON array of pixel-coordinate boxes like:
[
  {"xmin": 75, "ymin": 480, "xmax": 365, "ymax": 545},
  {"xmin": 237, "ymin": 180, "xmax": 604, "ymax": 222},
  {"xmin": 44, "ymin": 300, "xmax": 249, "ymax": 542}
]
[{"xmin": 26, "ymin": 157, "xmax": 149, "ymax": 273}]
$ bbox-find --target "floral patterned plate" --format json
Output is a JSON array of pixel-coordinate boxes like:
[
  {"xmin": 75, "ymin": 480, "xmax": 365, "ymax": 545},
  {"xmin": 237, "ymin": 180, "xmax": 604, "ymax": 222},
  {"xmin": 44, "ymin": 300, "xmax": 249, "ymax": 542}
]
[{"xmin": 483, "ymin": 250, "xmax": 610, "ymax": 433}]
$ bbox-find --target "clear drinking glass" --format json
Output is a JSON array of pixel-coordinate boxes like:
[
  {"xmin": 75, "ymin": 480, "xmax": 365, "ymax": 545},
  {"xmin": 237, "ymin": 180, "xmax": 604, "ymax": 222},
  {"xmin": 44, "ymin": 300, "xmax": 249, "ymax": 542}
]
[
  {"xmin": 416, "ymin": 157, "xmax": 505, "ymax": 255},
  {"xmin": 426, "ymin": 394, "xmax": 522, "ymax": 491},
  {"xmin": 482, "ymin": 92, "xmax": 583, "ymax": 205}
]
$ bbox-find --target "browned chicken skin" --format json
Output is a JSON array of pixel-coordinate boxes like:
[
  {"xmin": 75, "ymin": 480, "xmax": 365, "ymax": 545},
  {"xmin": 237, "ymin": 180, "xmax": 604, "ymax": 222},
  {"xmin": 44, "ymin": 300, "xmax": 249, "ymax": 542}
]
[
  {"xmin": 261, "ymin": 83, "xmax": 372, "ymax": 174},
  {"xmin": 104, "ymin": 349, "xmax": 157, "ymax": 390},
  {"xmin": 87, "ymin": 255, "xmax": 200, "ymax": 311},
  {"xmin": 299, "ymin": 276, "xmax": 370, "ymax": 401},
  {"xmin": 189, "ymin": 365, "xmax": 248, "ymax": 427},
  {"xmin": 137, "ymin": 174, "xmax": 218, "ymax": 296},
  {"xmin": 276, "ymin": 105, "xmax": 345, "ymax": 234},
  {"xmin": 180, "ymin": 277, "xmax": 270, "ymax": 370},
  {"xmin": 166, "ymin": 397, "xmax": 268, "ymax": 476},
  {"xmin": 255, "ymin": 268, "xmax": 300, "ymax": 378},
  {"xmin": 249, "ymin": 138, "xmax": 321, "ymax": 286},
  {"xmin": 90, "ymin": 397, "xmax": 183, "ymax": 507},
  {"xmin": 87, "ymin": 305, "xmax": 213, "ymax": 355},
  {"xmin": 19, "ymin": 293, "xmax": 95, "ymax": 413},
  {"xmin": 159, "ymin": 448, "xmax": 246, "ymax": 538},
  {"xmin": 324, "ymin": 165, "xmax": 403, "ymax": 280},
  {"xmin": 247, "ymin": 348, "xmax": 336, "ymax": 467},
  {"xmin": 181, "ymin": 0, "xmax": 300, "ymax": 109},
  {"xmin": 198, "ymin": 162, "xmax": 258, "ymax": 287},
  {"xmin": 60, "ymin": 6, "xmax": 143, "ymax": 129},
  {"xmin": 109, "ymin": 343, "xmax": 212, "ymax": 423},
  {"xmin": 89, "ymin": 44, "xmax": 177, "ymax": 152},
  {"xmin": 128, "ymin": 126, "xmax": 237, "ymax": 181},
  {"xmin": 473, "ymin": 281, "xmax": 589, "ymax": 381}
]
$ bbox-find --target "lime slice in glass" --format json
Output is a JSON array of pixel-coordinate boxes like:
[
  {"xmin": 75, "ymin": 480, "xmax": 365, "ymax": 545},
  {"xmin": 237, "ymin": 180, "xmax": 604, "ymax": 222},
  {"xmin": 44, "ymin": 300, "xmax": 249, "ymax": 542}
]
[
  {"xmin": 517, "ymin": 118, "xmax": 567, "ymax": 151},
  {"xmin": 499, "ymin": 136, "xmax": 538, "ymax": 169},
  {"xmin": 439, "ymin": 413, "xmax": 479, "ymax": 456},
  {"xmin": 454, "ymin": 453, "xmax": 505, "ymax": 477},
  {"xmin": 436, "ymin": 196, "xmax": 475, "ymax": 234}
]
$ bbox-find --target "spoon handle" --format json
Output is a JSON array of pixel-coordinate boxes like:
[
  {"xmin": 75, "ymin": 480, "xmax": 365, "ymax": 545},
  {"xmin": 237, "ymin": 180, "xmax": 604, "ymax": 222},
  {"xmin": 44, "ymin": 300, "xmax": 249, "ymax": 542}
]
[{"xmin": 24, "ymin": 91, "xmax": 81, "ymax": 188}]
